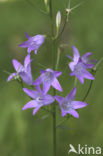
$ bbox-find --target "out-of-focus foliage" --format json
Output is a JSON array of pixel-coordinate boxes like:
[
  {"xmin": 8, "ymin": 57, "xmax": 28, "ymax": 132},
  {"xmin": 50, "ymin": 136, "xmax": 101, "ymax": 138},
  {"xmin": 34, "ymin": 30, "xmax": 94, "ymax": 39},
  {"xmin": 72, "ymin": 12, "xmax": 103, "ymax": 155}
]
[{"xmin": 0, "ymin": 0, "xmax": 103, "ymax": 156}]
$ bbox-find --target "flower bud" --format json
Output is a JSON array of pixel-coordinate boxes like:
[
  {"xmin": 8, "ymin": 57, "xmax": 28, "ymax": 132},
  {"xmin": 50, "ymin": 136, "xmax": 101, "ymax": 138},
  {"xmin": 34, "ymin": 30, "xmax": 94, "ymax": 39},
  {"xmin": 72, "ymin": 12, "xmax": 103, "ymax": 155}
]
[
  {"xmin": 44, "ymin": 0, "xmax": 49, "ymax": 13},
  {"xmin": 44, "ymin": 0, "xmax": 48, "ymax": 6},
  {"xmin": 56, "ymin": 11, "xmax": 61, "ymax": 29}
]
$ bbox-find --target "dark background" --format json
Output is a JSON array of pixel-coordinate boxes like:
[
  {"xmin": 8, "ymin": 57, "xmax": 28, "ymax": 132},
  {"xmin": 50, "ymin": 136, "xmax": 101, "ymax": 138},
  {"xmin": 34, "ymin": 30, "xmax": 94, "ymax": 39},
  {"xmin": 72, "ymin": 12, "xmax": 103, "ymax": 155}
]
[{"xmin": 0, "ymin": 0, "xmax": 103, "ymax": 156}]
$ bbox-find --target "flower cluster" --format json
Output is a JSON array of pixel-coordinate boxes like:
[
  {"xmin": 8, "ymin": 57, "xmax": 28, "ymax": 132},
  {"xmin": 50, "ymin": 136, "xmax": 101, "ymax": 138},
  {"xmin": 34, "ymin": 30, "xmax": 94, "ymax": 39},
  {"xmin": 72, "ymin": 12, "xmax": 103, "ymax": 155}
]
[{"xmin": 7, "ymin": 33, "xmax": 96, "ymax": 118}]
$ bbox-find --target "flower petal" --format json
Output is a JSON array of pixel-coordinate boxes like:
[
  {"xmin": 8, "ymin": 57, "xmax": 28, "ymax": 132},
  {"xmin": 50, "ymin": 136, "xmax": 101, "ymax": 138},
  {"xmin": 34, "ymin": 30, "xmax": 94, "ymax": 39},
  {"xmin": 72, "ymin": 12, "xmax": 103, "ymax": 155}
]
[
  {"xmin": 40, "ymin": 69, "xmax": 46, "ymax": 74},
  {"xmin": 43, "ymin": 83, "xmax": 51, "ymax": 94},
  {"xmin": 72, "ymin": 101, "xmax": 88, "ymax": 109},
  {"xmin": 24, "ymin": 54, "xmax": 31, "ymax": 68},
  {"xmin": 7, "ymin": 73, "xmax": 17, "ymax": 82},
  {"xmin": 35, "ymin": 85, "xmax": 42, "ymax": 92},
  {"xmin": 66, "ymin": 87, "xmax": 76, "ymax": 100},
  {"xmin": 69, "ymin": 62, "xmax": 77, "ymax": 71},
  {"xmin": 33, "ymin": 107, "xmax": 41, "ymax": 115},
  {"xmin": 19, "ymin": 72, "xmax": 33, "ymax": 85},
  {"xmin": 44, "ymin": 94, "xmax": 54, "ymax": 105},
  {"xmin": 12, "ymin": 59, "xmax": 23, "ymax": 72},
  {"xmin": 54, "ymin": 71, "xmax": 62, "ymax": 77},
  {"xmin": 76, "ymin": 75, "xmax": 84, "ymax": 84},
  {"xmin": 23, "ymin": 88, "xmax": 41, "ymax": 99},
  {"xmin": 61, "ymin": 110, "xmax": 67, "ymax": 117},
  {"xmin": 22, "ymin": 100, "xmax": 38, "ymax": 110},
  {"xmin": 72, "ymin": 46, "xmax": 80, "ymax": 63},
  {"xmin": 51, "ymin": 78, "xmax": 63, "ymax": 92},
  {"xmin": 25, "ymin": 32, "xmax": 30, "ymax": 39},
  {"xmin": 27, "ymin": 47, "xmax": 32, "ymax": 53},
  {"xmin": 82, "ymin": 69, "xmax": 95, "ymax": 80},
  {"xmin": 33, "ymin": 76, "xmax": 42, "ymax": 85},
  {"xmin": 68, "ymin": 109, "xmax": 79, "ymax": 118},
  {"xmin": 70, "ymin": 72, "xmax": 75, "ymax": 76},
  {"xmin": 66, "ymin": 55, "xmax": 72, "ymax": 60},
  {"xmin": 34, "ymin": 49, "xmax": 38, "ymax": 54},
  {"xmin": 82, "ymin": 52, "xmax": 92, "ymax": 60},
  {"xmin": 55, "ymin": 95, "xmax": 64, "ymax": 105}
]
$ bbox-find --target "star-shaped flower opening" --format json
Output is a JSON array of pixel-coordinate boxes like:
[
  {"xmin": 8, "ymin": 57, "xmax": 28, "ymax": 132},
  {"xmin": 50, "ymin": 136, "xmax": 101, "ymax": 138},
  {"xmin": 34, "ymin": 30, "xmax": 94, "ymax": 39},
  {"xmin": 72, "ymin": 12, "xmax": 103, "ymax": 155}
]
[
  {"xmin": 33, "ymin": 68, "xmax": 63, "ymax": 94},
  {"xmin": 55, "ymin": 87, "xmax": 88, "ymax": 118},
  {"xmin": 22, "ymin": 85, "xmax": 55, "ymax": 115},
  {"xmin": 19, "ymin": 32, "xmax": 45, "ymax": 54},
  {"xmin": 7, "ymin": 54, "xmax": 33, "ymax": 85}
]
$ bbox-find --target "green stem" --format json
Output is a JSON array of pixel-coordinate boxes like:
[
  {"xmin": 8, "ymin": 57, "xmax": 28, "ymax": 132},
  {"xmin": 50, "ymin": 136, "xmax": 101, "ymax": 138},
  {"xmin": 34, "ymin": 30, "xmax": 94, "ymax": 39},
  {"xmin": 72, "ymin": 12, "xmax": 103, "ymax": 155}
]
[
  {"xmin": 49, "ymin": 1, "xmax": 57, "ymax": 156},
  {"xmin": 82, "ymin": 80, "xmax": 93, "ymax": 102}
]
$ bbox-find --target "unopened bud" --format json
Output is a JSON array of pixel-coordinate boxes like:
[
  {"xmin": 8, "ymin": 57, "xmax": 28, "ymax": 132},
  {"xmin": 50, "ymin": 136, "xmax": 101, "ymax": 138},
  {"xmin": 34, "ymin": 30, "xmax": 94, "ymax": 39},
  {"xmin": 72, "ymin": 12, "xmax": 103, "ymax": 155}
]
[
  {"xmin": 56, "ymin": 11, "xmax": 61, "ymax": 29},
  {"xmin": 44, "ymin": 0, "xmax": 48, "ymax": 6},
  {"xmin": 44, "ymin": 0, "xmax": 49, "ymax": 13}
]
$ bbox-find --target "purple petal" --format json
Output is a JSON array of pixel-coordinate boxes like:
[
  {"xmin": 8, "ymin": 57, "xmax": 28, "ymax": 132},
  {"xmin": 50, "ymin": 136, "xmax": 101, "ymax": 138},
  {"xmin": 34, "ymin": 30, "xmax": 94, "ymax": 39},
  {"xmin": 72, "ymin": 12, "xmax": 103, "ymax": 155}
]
[
  {"xmin": 23, "ymin": 88, "xmax": 41, "ymax": 99},
  {"xmin": 82, "ymin": 69, "xmax": 95, "ymax": 80},
  {"xmin": 24, "ymin": 54, "xmax": 31, "ymax": 68},
  {"xmin": 54, "ymin": 71, "xmax": 62, "ymax": 77},
  {"xmin": 51, "ymin": 78, "xmax": 63, "ymax": 92},
  {"xmin": 61, "ymin": 110, "xmax": 67, "ymax": 117},
  {"xmin": 35, "ymin": 85, "xmax": 42, "ymax": 92},
  {"xmin": 19, "ymin": 72, "xmax": 33, "ymax": 85},
  {"xmin": 84, "ymin": 64, "xmax": 94, "ymax": 69},
  {"xmin": 33, "ymin": 107, "xmax": 41, "ymax": 115},
  {"xmin": 34, "ymin": 50, "xmax": 38, "ymax": 54},
  {"xmin": 24, "ymin": 54, "xmax": 32, "ymax": 74},
  {"xmin": 44, "ymin": 94, "xmax": 54, "ymax": 105},
  {"xmin": 55, "ymin": 96, "xmax": 64, "ymax": 105},
  {"xmin": 66, "ymin": 55, "xmax": 72, "ymax": 60},
  {"xmin": 22, "ymin": 100, "xmax": 38, "ymax": 110},
  {"xmin": 72, "ymin": 46, "xmax": 80, "ymax": 63},
  {"xmin": 43, "ymin": 83, "xmax": 51, "ymax": 94},
  {"xmin": 66, "ymin": 87, "xmax": 76, "ymax": 100},
  {"xmin": 70, "ymin": 72, "xmax": 75, "ymax": 76},
  {"xmin": 82, "ymin": 52, "xmax": 92, "ymax": 59},
  {"xmin": 12, "ymin": 59, "xmax": 23, "ymax": 72},
  {"xmin": 19, "ymin": 42, "xmax": 28, "ymax": 48},
  {"xmin": 7, "ymin": 73, "xmax": 17, "ymax": 82},
  {"xmin": 40, "ymin": 69, "xmax": 46, "ymax": 74},
  {"xmin": 27, "ymin": 47, "xmax": 32, "ymax": 53},
  {"xmin": 33, "ymin": 76, "xmax": 42, "ymax": 85},
  {"xmin": 25, "ymin": 32, "xmax": 30, "ymax": 39},
  {"xmin": 69, "ymin": 62, "xmax": 77, "ymax": 71},
  {"xmin": 76, "ymin": 75, "xmax": 84, "ymax": 84},
  {"xmin": 68, "ymin": 109, "xmax": 79, "ymax": 118},
  {"xmin": 72, "ymin": 101, "xmax": 88, "ymax": 109}
]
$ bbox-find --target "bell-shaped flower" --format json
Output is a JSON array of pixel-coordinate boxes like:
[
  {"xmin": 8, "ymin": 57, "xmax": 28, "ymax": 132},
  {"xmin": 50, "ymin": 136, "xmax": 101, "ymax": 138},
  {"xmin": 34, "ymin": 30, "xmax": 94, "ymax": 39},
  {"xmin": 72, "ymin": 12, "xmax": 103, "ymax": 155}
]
[
  {"xmin": 22, "ymin": 85, "xmax": 55, "ymax": 115},
  {"xmin": 55, "ymin": 87, "xmax": 88, "ymax": 118},
  {"xmin": 7, "ymin": 54, "xmax": 33, "ymax": 85},
  {"xmin": 19, "ymin": 32, "xmax": 45, "ymax": 54},
  {"xmin": 67, "ymin": 46, "xmax": 95, "ymax": 84},
  {"xmin": 33, "ymin": 68, "xmax": 63, "ymax": 94}
]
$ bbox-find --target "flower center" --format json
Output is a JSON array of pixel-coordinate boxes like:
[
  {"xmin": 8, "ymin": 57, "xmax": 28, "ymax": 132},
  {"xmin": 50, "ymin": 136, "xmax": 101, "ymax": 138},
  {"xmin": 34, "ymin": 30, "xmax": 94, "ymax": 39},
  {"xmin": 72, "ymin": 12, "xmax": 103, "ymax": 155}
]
[
  {"xmin": 61, "ymin": 100, "xmax": 72, "ymax": 111},
  {"xmin": 74, "ymin": 63, "xmax": 84, "ymax": 75},
  {"xmin": 42, "ymin": 71, "xmax": 54, "ymax": 83}
]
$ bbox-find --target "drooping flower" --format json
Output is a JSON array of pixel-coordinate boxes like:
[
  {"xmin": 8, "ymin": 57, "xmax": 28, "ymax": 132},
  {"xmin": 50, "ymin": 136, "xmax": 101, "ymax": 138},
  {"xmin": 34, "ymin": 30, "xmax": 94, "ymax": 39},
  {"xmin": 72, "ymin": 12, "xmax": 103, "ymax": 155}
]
[
  {"xmin": 22, "ymin": 85, "xmax": 55, "ymax": 115},
  {"xmin": 67, "ymin": 46, "xmax": 95, "ymax": 84},
  {"xmin": 19, "ymin": 32, "xmax": 45, "ymax": 54},
  {"xmin": 7, "ymin": 54, "xmax": 33, "ymax": 85},
  {"xmin": 33, "ymin": 68, "xmax": 63, "ymax": 94},
  {"xmin": 55, "ymin": 87, "xmax": 88, "ymax": 118}
]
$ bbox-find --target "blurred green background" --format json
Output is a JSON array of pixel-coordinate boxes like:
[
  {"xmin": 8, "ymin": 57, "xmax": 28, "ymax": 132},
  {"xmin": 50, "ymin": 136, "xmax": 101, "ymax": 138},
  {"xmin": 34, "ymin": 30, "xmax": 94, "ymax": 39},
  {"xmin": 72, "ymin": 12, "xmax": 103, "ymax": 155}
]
[{"xmin": 0, "ymin": 0, "xmax": 103, "ymax": 156}]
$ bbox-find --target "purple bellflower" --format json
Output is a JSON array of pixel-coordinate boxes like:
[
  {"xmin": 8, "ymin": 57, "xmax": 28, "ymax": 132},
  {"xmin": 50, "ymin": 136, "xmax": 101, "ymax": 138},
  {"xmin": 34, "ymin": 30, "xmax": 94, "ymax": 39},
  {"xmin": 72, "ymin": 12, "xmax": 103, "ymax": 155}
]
[
  {"xmin": 7, "ymin": 54, "xmax": 33, "ymax": 85},
  {"xmin": 22, "ymin": 85, "xmax": 55, "ymax": 115},
  {"xmin": 67, "ymin": 46, "xmax": 95, "ymax": 84},
  {"xmin": 33, "ymin": 68, "xmax": 63, "ymax": 94},
  {"xmin": 55, "ymin": 87, "xmax": 88, "ymax": 118},
  {"xmin": 19, "ymin": 32, "xmax": 45, "ymax": 54}
]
